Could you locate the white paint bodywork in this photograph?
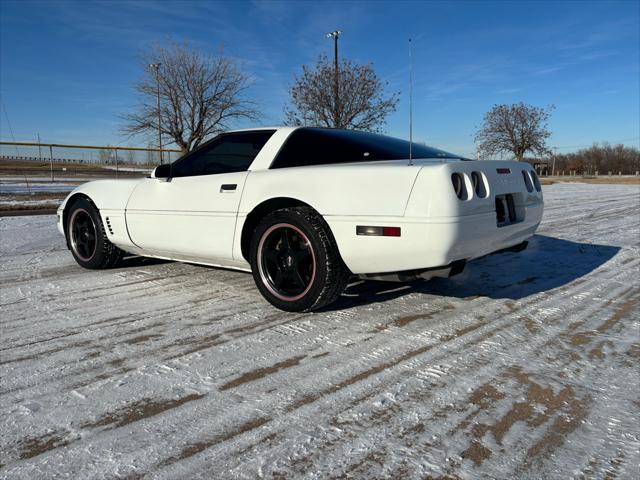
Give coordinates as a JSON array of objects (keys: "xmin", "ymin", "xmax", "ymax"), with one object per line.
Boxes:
[{"xmin": 57, "ymin": 127, "xmax": 543, "ymax": 276}]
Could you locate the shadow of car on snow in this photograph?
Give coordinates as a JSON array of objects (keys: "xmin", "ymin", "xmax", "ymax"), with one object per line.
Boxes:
[
  {"xmin": 322, "ymin": 234, "xmax": 621, "ymax": 311},
  {"xmin": 113, "ymin": 234, "xmax": 620, "ymax": 312}
]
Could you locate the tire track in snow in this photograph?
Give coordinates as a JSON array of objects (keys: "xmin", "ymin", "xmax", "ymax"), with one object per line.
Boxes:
[{"xmin": 1, "ymin": 184, "xmax": 639, "ymax": 479}]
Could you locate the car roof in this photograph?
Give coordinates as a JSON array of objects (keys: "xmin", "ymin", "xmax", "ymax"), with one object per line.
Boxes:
[{"xmin": 225, "ymin": 126, "xmax": 296, "ymax": 134}]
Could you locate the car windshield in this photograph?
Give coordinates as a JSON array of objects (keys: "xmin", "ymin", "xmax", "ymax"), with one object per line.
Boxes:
[{"xmin": 271, "ymin": 128, "xmax": 462, "ymax": 169}]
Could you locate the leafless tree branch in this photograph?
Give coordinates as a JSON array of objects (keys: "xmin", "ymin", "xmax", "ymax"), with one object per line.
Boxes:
[
  {"xmin": 549, "ymin": 143, "xmax": 639, "ymax": 174},
  {"xmin": 122, "ymin": 40, "xmax": 259, "ymax": 153},
  {"xmin": 284, "ymin": 55, "xmax": 399, "ymax": 133},
  {"xmin": 475, "ymin": 103, "xmax": 555, "ymax": 161}
]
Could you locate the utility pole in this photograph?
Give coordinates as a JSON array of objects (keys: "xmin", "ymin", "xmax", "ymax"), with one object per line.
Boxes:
[
  {"xmin": 326, "ymin": 30, "xmax": 341, "ymax": 127},
  {"xmin": 49, "ymin": 145, "xmax": 54, "ymax": 182},
  {"xmin": 37, "ymin": 133, "xmax": 42, "ymax": 162},
  {"xmin": 149, "ymin": 63, "xmax": 163, "ymax": 164},
  {"xmin": 552, "ymin": 146, "xmax": 557, "ymax": 176}
]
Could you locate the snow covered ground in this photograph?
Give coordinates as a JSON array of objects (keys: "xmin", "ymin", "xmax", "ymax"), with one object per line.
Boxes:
[
  {"xmin": 0, "ymin": 182, "xmax": 76, "ymax": 195},
  {"xmin": 0, "ymin": 183, "xmax": 638, "ymax": 479},
  {"xmin": 102, "ymin": 165, "xmax": 153, "ymax": 173},
  {"xmin": 0, "ymin": 198, "xmax": 63, "ymax": 210}
]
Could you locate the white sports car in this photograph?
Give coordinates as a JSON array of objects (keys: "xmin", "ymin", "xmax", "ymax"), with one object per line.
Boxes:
[{"xmin": 58, "ymin": 127, "xmax": 543, "ymax": 311}]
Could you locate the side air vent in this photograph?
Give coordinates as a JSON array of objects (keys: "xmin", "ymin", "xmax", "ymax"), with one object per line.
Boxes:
[
  {"xmin": 105, "ymin": 217, "xmax": 114, "ymax": 235},
  {"xmin": 522, "ymin": 170, "xmax": 534, "ymax": 192}
]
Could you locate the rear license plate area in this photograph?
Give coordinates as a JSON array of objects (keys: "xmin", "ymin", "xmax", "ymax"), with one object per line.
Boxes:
[{"xmin": 495, "ymin": 194, "xmax": 517, "ymax": 227}]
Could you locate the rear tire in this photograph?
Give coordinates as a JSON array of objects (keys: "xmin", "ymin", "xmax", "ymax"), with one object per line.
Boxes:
[
  {"xmin": 249, "ymin": 207, "xmax": 350, "ymax": 312},
  {"xmin": 66, "ymin": 197, "xmax": 123, "ymax": 269}
]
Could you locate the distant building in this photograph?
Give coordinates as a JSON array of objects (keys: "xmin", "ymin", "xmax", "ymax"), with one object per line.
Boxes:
[{"xmin": 524, "ymin": 158, "xmax": 551, "ymax": 175}]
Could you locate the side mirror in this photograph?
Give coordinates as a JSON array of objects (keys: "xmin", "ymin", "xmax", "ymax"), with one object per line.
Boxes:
[{"xmin": 152, "ymin": 164, "xmax": 172, "ymax": 180}]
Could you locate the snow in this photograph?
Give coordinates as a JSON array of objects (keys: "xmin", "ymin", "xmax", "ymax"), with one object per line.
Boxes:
[
  {"xmin": 0, "ymin": 199, "xmax": 62, "ymax": 208},
  {"xmin": 0, "ymin": 182, "xmax": 76, "ymax": 194},
  {"xmin": 1, "ymin": 183, "xmax": 639, "ymax": 479},
  {"xmin": 102, "ymin": 166, "xmax": 153, "ymax": 173}
]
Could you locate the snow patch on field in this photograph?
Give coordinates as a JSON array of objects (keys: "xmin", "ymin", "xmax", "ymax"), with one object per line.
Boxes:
[
  {"xmin": 0, "ymin": 199, "xmax": 63, "ymax": 208},
  {"xmin": 102, "ymin": 165, "xmax": 153, "ymax": 173},
  {"xmin": 0, "ymin": 183, "xmax": 638, "ymax": 479},
  {"xmin": 0, "ymin": 181, "xmax": 76, "ymax": 194}
]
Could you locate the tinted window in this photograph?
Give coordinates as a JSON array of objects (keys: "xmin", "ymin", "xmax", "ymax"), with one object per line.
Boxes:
[
  {"xmin": 171, "ymin": 130, "xmax": 275, "ymax": 177},
  {"xmin": 271, "ymin": 128, "xmax": 459, "ymax": 169}
]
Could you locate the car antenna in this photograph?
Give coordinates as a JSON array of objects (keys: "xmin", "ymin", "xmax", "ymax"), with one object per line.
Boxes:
[
  {"xmin": 408, "ymin": 37, "xmax": 413, "ymax": 166},
  {"xmin": 169, "ymin": 147, "xmax": 173, "ymax": 180}
]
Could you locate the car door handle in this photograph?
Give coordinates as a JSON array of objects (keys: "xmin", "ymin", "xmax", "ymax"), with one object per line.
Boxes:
[{"xmin": 220, "ymin": 184, "xmax": 237, "ymax": 193}]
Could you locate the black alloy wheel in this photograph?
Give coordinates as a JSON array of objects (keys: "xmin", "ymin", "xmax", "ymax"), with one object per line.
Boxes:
[
  {"xmin": 66, "ymin": 197, "xmax": 123, "ymax": 269},
  {"xmin": 258, "ymin": 223, "xmax": 316, "ymax": 302},
  {"xmin": 70, "ymin": 208, "xmax": 97, "ymax": 262},
  {"xmin": 249, "ymin": 207, "xmax": 351, "ymax": 312}
]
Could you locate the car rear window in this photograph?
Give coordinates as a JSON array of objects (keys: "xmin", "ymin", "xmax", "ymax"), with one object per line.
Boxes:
[{"xmin": 271, "ymin": 128, "xmax": 459, "ymax": 169}]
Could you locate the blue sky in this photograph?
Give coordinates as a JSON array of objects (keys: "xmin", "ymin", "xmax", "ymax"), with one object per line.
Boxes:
[{"xmin": 1, "ymin": 0, "xmax": 638, "ymax": 158}]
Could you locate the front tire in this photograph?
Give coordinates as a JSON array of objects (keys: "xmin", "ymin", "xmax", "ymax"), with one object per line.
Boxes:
[
  {"xmin": 249, "ymin": 207, "xmax": 350, "ymax": 312},
  {"xmin": 66, "ymin": 197, "xmax": 123, "ymax": 269}
]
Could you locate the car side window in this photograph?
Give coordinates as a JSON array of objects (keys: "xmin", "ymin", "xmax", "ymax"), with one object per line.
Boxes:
[{"xmin": 171, "ymin": 131, "xmax": 275, "ymax": 178}]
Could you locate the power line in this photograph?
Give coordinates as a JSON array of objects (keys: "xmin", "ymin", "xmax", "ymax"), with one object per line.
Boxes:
[
  {"xmin": 1, "ymin": 98, "xmax": 32, "ymax": 193},
  {"xmin": 1, "ymin": 99, "xmax": 20, "ymax": 157}
]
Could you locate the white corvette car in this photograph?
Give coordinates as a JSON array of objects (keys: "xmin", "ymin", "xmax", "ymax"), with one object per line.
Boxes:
[{"xmin": 58, "ymin": 127, "xmax": 543, "ymax": 311}]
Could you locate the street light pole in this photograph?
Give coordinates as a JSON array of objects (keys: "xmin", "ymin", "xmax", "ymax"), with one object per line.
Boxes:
[
  {"xmin": 149, "ymin": 63, "xmax": 163, "ymax": 165},
  {"xmin": 326, "ymin": 30, "xmax": 341, "ymax": 127}
]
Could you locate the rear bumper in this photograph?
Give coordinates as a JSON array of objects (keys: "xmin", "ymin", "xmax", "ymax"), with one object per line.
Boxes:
[
  {"xmin": 326, "ymin": 202, "xmax": 542, "ymax": 274},
  {"xmin": 359, "ymin": 259, "xmax": 467, "ymax": 282}
]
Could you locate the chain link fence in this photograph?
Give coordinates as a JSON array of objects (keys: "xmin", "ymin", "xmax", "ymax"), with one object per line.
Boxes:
[{"xmin": 0, "ymin": 141, "xmax": 182, "ymax": 181}]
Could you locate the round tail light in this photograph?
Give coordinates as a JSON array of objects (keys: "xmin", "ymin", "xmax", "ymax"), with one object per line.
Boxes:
[
  {"xmin": 530, "ymin": 170, "xmax": 542, "ymax": 192},
  {"xmin": 471, "ymin": 171, "xmax": 487, "ymax": 198},
  {"xmin": 451, "ymin": 173, "xmax": 464, "ymax": 199},
  {"xmin": 522, "ymin": 170, "xmax": 533, "ymax": 192}
]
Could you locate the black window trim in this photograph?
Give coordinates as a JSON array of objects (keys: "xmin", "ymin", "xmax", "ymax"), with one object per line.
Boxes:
[{"xmin": 169, "ymin": 129, "xmax": 276, "ymax": 178}]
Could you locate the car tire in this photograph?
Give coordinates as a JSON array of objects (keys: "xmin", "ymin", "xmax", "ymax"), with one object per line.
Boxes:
[
  {"xmin": 66, "ymin": 197, "xmax": 124, "ymax": 269},
  {"xmin": 249, "ymin": 206, "xmax": 351, "ymax": 312}
]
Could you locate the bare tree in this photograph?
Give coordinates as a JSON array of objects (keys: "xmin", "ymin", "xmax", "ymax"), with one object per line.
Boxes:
[
  {"xmin": 551, "ymin": 143, "xmax": 639, "ymax": 174},
  {"xmin": 123, "ymin": 41, "xmax": 259, "ymax": 153},
  {"xmin": 124, "ymin": 149, "xmax": 136, "ymax": 165},
  {"xmin": 475, "ymin": 103, "xmax": 554, "ymax": 160},
  {"xmin": 145, "ymin": 143, "xmax": 160, "ymax": 166},
  {"xmin": 98, "ymin": 149, "xmax": 115, "ymax": 165},
  {"xmin": 285, "ymin": 55, "xmax": 399, "ymax": 132}
]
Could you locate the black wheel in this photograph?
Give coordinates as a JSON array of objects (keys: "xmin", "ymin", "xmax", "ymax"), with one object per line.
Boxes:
[
  {"xmin": 250, "ymin": 207, "xmax": 351, "ymax": 312},
  {"xmin": 66, "ymin": 197, "xmax": 123, "ymax": 269}
]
